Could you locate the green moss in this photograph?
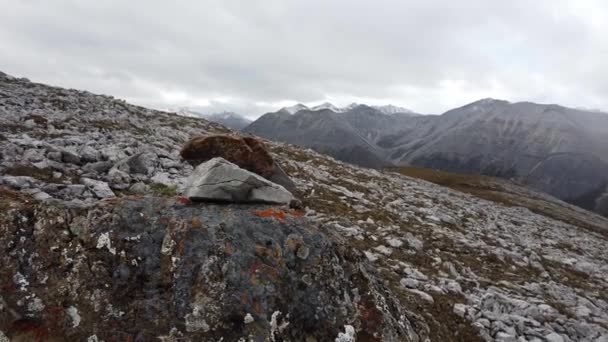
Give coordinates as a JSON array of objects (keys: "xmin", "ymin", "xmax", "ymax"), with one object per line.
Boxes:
[{"xmin": 149, "ymin": 182, "xmax": 177, "ymax": 197}]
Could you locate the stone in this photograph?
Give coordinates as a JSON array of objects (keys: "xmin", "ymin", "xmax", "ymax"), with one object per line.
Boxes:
[
  {"xmin": 46, "ymin": 151, "xmax": 62, "ymax": 162},
  {"xmin": 495, "ymin": 331, "xmax": 517, "ymax": 342},
  {"xmin": 405, "ymin": 232, "xmax": 423, "ymax": 251},
  {"xmin": 180, "ymin": 135, "xmax": 295, "ymax": 191},
  {"xmin": 114, "ymin": 151, "xmax": 158, "ymax": 175},
  {"xmin": 400, "ymin": 278, "xmax": 419, "ymax": 289},
  {"xmin": 81, "ymin": 178, "xmax": 115, "ymax": 198},
  {"xmin": 129, "ymin": 182, "xmax": 150, "ymax": 194},
  {"xmin": 544, "ymin": 332, "xmax": 565, "ymax": 342},
  {"xmin": 61, "ymin": 150, "xmax": 81, "ymax": 164},
  {"xmin": 80, "ymin": 145, "xmax": 100, "ymax": 163},
  {"xmin": 0, "ymin": 175, "xmax": 35, "ymax": 189},
  {"xmin": 83, "ymin": 161, "xmax": 114, "ymax": 174},
  {"xmin": 453, "ymin": 303, "xmax": 467, "ymax": 318},
  {"xmin": 181, "ymin": 135, "xmax": 274, "ymax": 176},
  {"xmin": 33, "ymin": 191, "xmax": 51, "ymax": 201},
  {"xmin": 183, "ymin": 157, "xmax": 293, "ymax": 204}
]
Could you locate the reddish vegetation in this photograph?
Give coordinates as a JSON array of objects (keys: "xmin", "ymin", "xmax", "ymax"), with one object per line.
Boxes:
[
  {"xmin": 175, "ymin": 196, "xmax": 191, "ymax": 205},
  {"xmin": 180, "ymin": 134, "xmax": 276, "ymax": 178},
  {"xmin": 10, "ymin": 319, "xmax": 49, "ymax": 341},
  {"xmin": 253, "ymin": 208, "xmax": 286, "ymax": 222}
]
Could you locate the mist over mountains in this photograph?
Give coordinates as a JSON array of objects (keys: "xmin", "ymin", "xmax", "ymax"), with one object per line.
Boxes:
[
  {"xmin": 244, "ymin": 99, "xmax": 608, "ymax": 217},
  {"xmin": 175, "ymin": 107, "xmax": 252, "ymax": 130}
]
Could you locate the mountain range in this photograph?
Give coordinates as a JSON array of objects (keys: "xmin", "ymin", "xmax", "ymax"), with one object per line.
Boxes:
[
  {"xmin": 176, "ymin": 108, "xmax": 252, "ymax": 130},
  {"xmin": 244, "ymin": 99, "xmax": 608, "ymax": 217},
  {"xmin": 281, "ymin": 102, "xmax": 416, "ymax": 115}
]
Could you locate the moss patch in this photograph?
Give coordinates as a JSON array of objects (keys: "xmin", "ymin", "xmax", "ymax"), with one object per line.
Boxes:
[{"xmin": 149, "ymin": 183, "xmax": 177, "ymax": 197}]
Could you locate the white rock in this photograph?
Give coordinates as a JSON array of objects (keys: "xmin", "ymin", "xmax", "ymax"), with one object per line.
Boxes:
[
  {"xmin": 386, "ymin": 237, "xmax": 403, "ymax": 248},
  {"xmin": 244, "ymin": 313, "xmax": 254, "ymax": 324},
  {"xmin": 400, "ymin": 278, "xmax": 419, "ymax": 288},
  {"xmin": 183, "ymin": 158, "xmax": 293, "ymax": 204},
  {"xmin": 495, "ymin": 331, "xmax": 517, "ymax": 342},
  {"xmin": 453, "ymin": 303, "xmax": 467, "ymax": 318},
  {"xmin": 373, "ymin": 245, "xmax": 393, "ymax": 255},
  {"xmin": 66, "ymin": 306, "xmax": 82, "ymax": 327},
  {"xmin": 335, "ymin": 325, "xmax": 355, "ymax": 342},
  {"xmin": 544, "ymin": 332, "xmax": 564, "ymax": 342}
]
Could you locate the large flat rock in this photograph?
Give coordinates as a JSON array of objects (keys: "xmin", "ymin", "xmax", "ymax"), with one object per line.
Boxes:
[{"xmin": 183, "ymin": 157, "xmax": 293, "ymax": 204}]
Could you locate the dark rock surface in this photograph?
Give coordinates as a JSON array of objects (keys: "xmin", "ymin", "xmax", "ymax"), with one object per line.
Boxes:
[{"xmin": 0, "ymin": 194, "xmax": 416, "ymax": 341}]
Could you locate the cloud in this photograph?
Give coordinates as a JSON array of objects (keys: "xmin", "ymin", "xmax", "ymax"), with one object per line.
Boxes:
[{"xmin": 1, "ymin": 0, "xmax": 607, "ymax": 116}]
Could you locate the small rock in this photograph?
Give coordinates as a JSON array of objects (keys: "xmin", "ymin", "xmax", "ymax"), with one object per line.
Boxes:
[
  {"xmin": 61, "ymin": 151, "xmax": 81, "ymax": 164},
  {"xmin": 129, "ymin": 182, "xmax": 150, "ymax": 194},
  {"xmin": 544, "ymin": 332, "xmax": 564, "ymax": 342},
  {"xmin": 80, "ymin": 146, "xmax": 100, "ymax": 163},
  {"xmin": 244, "ymin": 313, "xmax": 254, "ymax": 324},
  {"xmin": 1, "ymin": 175, "xmax": 35, "ymax": 189},
  {"xmin": 81, "ymin": 178, "xmax": 115, "ymax": 198},
  {"xmin": 453, "ymin": 303, "xmax": 467, "ymax": 318},
  {"xmin": 495, "ymin": 331, "xmax": 517, "ymax": 342},
  {"xmin": 400, "ymin": 278, "xmax": 419, "ymax": 289}
]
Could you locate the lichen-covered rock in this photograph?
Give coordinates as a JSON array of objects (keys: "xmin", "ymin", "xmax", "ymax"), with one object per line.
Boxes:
[
  {"xmin": 0, "ymin": 193, "xmax": 417, "ymax": 341},
  {"xmin": 183, "ymin": 157, "xmax": 293, "ymax": 204}
]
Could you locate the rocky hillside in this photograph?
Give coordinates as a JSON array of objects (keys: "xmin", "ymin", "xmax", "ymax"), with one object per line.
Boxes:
[
  {"xmin": 1, "ymin": 72, "xmax": 608, "ymax": 341},
  {"xmin": 245, "ymin": 99, "xmax": 608, "ymax": 217}
]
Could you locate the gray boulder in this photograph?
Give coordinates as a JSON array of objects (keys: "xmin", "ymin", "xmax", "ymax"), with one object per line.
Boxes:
[
  {"xmin": 183, "ymin": 157, "xmax": 293, "ymax": 204},
  {"xmin": 81, "ymin": 177, "xmax": 115, "ymax": 198},
  {"xmin": 113, "ymin": 151, "xmax": 158, "ymax": 175}
]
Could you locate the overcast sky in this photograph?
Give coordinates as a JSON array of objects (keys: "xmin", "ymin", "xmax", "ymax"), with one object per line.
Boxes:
[{"xmin": 1, "ymin": 0, "xmax": 607, "ymax": 118}]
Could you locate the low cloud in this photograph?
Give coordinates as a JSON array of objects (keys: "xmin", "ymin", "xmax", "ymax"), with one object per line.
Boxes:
[{"xmin": 1, "ymin": 0, "xmax": 606, "ymax": 116}]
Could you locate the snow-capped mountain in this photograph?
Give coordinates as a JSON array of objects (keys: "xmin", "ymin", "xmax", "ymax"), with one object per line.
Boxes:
[
  {"xmin": 174, "ymin": 108, "xmax": 251, "ymax": 130},
  {"xmin": 280, "ymin": 102, "xmax": 414, "ymax": 114},
  {"xmin": 372, "ymin": 104, "xmax": 415, "ymax": 115},
  {"xmin": 281, "ymin": 103, "xmax": 309, "ymax": 114}
]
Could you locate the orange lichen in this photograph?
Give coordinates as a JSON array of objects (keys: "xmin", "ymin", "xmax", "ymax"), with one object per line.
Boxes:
[
  {"xmin": 175, "ymin": 196, "xmax": 191, "ymax": 205},
  {"xmin": 253, "ymin": 209, "xmax": 286, "ymax": 222}
]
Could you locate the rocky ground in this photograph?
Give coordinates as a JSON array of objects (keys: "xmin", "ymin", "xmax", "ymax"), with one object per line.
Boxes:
[{"xmin": 1, "ymin": 72, "xmax": 608, "ymax": 341}]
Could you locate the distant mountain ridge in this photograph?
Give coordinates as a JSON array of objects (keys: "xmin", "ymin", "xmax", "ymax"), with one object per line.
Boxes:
[
  {"xmin": 244, "ymin": 98, "xmax": 608, "ymax": 217},
  {"xmin": 175, "ymin": 108, "xmax": 252, "ymax": 130},
  {"xmin": 280, "ymin": 102, "xmax": 415, "ymax": 115}
]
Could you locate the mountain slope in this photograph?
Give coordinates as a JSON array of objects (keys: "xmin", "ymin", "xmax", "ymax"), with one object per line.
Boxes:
[
  {"xmin": 244, "ymin": 107, "xmax": 389, "ymax": 168},
  {"xmin": 249, "ymin": 98, "xmax": 608, "ymax": 216},
  {"xmin": 1, "ymin": 72, "xmax": 607, "ymax": 341},
  {"xmin": 244, "ymin": 105, "xmax": 424, "ymax": 168},
  {"xmin": 384, "ymin": 99, "xmax": 608, "ymax": 212}
]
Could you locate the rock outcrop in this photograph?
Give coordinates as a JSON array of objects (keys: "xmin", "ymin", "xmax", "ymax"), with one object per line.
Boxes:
[
  {"xmin": 183, "ymin": 157, "xmax": 293, "ymax": 204},
  {"xmin": 180, "ymin": 135, "xmax": 295, "ymax": 191},
  {"xmin": 0, "ymin": 194, "xmax": 416, "ymax": 341}
]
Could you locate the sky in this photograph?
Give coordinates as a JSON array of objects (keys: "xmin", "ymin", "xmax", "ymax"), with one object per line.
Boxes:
[{"xmin": 1, "ymin": 0, "xmax": 607, "ymax": 119}]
